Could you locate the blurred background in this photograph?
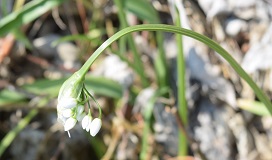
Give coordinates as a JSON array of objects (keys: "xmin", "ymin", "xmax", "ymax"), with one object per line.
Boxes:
[{"xmin": 1, "ymin": 0, "xmax": 272, "ymax": 159}]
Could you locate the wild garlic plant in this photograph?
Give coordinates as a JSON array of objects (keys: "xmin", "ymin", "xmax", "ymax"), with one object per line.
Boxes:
[
  {"xmin": 57, "ymin": 72, "xmax": 102, "ymax": 137},
  {"xmin": 57, "ymin": 24, "xmax": 272, "ymax": 138}
]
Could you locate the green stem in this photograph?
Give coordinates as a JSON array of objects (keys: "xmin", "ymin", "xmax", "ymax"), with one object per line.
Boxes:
[
  {"xmin": 175, "ymin": 10, "xmax": 188, "ymax": 155},
  {"xmin": 77, "ymin": 24, "xmax": 272, "ymax": 113},
  {"xmin": 113, "ymin": 0, "xmax": 149, "ymax": 87},
  {"xmin": 83, "ymin": 86, "xmax": 102, "ymax": 118},
  {"xmin": 154, "ymin": 32, "xmax": 169, "ymax": 88}
]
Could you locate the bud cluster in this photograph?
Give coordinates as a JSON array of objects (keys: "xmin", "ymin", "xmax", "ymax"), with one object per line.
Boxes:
[{"xmin": 57, "ymin": 73, "xmax": 102, "ymax": 137}]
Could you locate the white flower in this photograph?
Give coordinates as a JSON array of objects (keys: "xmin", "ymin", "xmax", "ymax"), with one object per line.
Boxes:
[
  {"xmin": 58, "ymin": 97, "xmax": 77, "ymax": 109},
  {"xmin": 82, "ymin": 115, "xmax": 92, "ymax": 130},
  {"xmin": 57, "ymin": 113, "xmax": 67, "ymax": 124},
  {"xmin": 76, "ymin": 112, "xmax": 85, "ymax": 121},
  {"xmin": 64, "ymin": 117, "xmax": 77, "ymax": 132},
  {"xmin": 82, "ymin": 115, "xmax": 89, "ymax": 130},
  {"xmin": 89, "ymin": 118, "xmax": 102, "ymax": 137},
  {"xmin": 62, "ymin": 109, "xmax": 73, "ymax": 118},
  {"xmin": 77, "ymin": 105, "xmax": 84, "ymax": 114}
]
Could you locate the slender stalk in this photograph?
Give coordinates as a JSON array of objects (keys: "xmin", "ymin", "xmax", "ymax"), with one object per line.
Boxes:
[
  {"xmin": 77, "ymin": 24, "xmax": 272, "ymax": 114},
  {"xmin": 175, "ymin": 10, "xmax": 188, "ymax": 155},
  {"xmin": 84, "ymin": 86, "xmax": 102, "ymax": 118},
  {"xmin": 154, "ymin": 32, "xmax": 169, "ymax": 88},
  {"xmin": 113, "ymin": 0, "xmax": 149, "ymax": 87}
]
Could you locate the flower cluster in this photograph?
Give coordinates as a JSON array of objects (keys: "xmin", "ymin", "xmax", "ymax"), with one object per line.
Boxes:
[{"xmin": 57, "ymin": 73, "xmax": 102, "ymax": 137}]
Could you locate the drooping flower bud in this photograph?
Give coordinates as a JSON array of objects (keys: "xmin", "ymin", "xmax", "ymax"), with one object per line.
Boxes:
[
  {"xmin": 89, "ymin": 118, "xmax": 102, "ymax": 137},
  {"xmin": 81, "ymin": 115, "xmax": 90, "ymax": 130},
  {"xmin": 64, "ymin": 117, "xmax": 77, "ymax": 131},
  {"xmin": 62, "ymin": 109, "xmax": 73, "ymax": 118},
  {"xmin": 58, "ymin": 97, "xmax": 77, "ymax": 109}
]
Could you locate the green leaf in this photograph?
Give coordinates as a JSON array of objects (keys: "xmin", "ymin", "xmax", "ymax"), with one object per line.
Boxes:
[
  {"xmin": 123, "ymin": 0, "xmax": 159, "ymax": 23},
  {"xmin": 0, "ymin": 89, "xmax": 27, "ymax": 106},
  {"xmin": 22, "ymin": 78, "xmax": 65, "ymax": 97},
  {"xmin": 0, "ymin": 0, "xmax": 65, "ymax": 37},
  {"xmin": 51, "ymin": 30, "xmax": 104, "ymax": 47},
  {"xmin": 22, "ymin": 76, "xmax": 123, "ymax": 99},
  {"xmin": 84, "ymin": 76, "xmax": 123, "ymax": 99},
  {"xmin": 122, "ymin": 0, "xmax": 168, "ymax": 88},
  {"xmin": 78, "ymin": 24, "xmax": 272, "ymax": 114},
  {"xmin": 237, "ymin": 99, "xmax": 270, "ymax": 116}
]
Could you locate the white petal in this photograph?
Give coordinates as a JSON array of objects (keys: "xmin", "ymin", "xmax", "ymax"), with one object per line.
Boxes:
[
  {"xmin": 62, "ymin": 109, "xmax": 73, "ymax": 118},
  {"xmin": 89, "ymin": 118, "xmax": 102, "ymax": 136},
  {"xmin": 76, "ymin": 112, "xmax": 85, "ymax": 121},
  {"xmin": 86, "ymin": 118, "xmax": 92, "ymax": 132},
  {"xmin": 64, "ymin": 117, "xmax": 77, "ymax": 131},
  {"xmin": 81, "ymin": 115, "xmax": 89, "ymax": 129},
  {"xmin": 58, "ymin": 97, "xmax": 77, "ymax": 109},
  {"xmin": 77, "ymin": 105, "xmax": 84, "ymax": 114},
  {"xmin": 57, "ymin": 113, "xmax": 67, "ymax": 124},
  {"xmin": 86, "ymin": 124, "xmax": 90, "ymax": 132}
]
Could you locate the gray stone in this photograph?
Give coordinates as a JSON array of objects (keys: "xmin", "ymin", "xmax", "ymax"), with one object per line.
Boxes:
[
  {"xmin": 225, "ymin": 18, "xmax": 247, "ymax": 37},
  {"xmin": 33, "ymin": 34, "xmax": 60, "ymax": 58}
]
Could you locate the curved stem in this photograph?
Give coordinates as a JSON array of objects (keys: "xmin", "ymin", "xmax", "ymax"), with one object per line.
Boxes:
[
  {"xmin": 83, "ymin": 86, "xmax": 102, "ymax": 118},
  {"xmin": 77, "ymin": 24, "xmax": 272, "ymax": 114}
]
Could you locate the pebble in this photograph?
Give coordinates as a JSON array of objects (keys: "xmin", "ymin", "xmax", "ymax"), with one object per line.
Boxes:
[
  {"xmin": 33, "ymin": 34, "xmax": 80, "ymax": 69},
  {"xmin": 33, "ymin": 34, "xmax": 60, "ymax": 58},
  {"xmin": 56, "ymin": 41, "xmax": 80, "ymax": 69},
  {"xmin": 93, "ymin": 54, "xmax": 134, "ymax": 89},
  {"xmin": 225, "ymin": 18, "xmax": 247, "ymax": 37}
]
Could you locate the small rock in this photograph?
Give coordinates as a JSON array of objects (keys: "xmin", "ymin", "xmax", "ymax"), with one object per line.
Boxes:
[
  {"xmin": 33, "ymin": 34, "xmax": 60, "ymax": 58},
  {"xmin": 33, "ymin": 34, "xmax": 81, "ymax": 69},
  {"xmin": 242, "ymin": 23, "xmax": 272, "ymax": 73},
  {"xmin": 93, "ymin": 54, "xmax": 134, "ymax": 89},
  {"xmin": 56, "ymin": 41, "xmax": 80, "ymax": 69},
  {"xmin": 11, "ymin": 129, "xmax": 44, "ymax": 160},
  {"xmin": 225, "ymin": 18, "xmax": 247, "ymax": 37},
  {"xmin": 229, "ymin": 0, "xmax": 257, "ymax": 20},
  {"xmin": 198, "ymin": 0, "xmax": 229, "ymax": 21},
  {"xmin": 191, "ymin": 97, "xmax": 235, "ymax": 160},
  {"xmin": 133, "ymin": 87, "xmax": 155, "ymax": 114}
]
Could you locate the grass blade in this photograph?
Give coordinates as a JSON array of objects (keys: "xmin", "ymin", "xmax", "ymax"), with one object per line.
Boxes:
[
  {"xmin": 0, "ymin": 89, "xmax": 26, "ymax": 106},
  {"xmin": 237, "ymin": 99, "xmax": 270, "ymax": 116},
  {"xmin": 123, "ymin": 0, "xmax": 168, "ymax": 88},
  {"xmin": 114, "ymin": 0, "xmax": 149, "ymax": 87},
  {"xmin": 22, "ymin": 76, "xmax": 123, "ymax": 99},
  {"xmin": 78, "ymin": 24, "xmax": 272, "ymax": 114},
  {"xmin": 0, "ymin": 0, "xmax": 65, "ymax": 37},
  {"xmin": 175, "ymin": 7, "xmax": 188, "ymax": 156},
  {"xmin": 122, "ymin": 0, "xmax": 159, "ymax": 23}
]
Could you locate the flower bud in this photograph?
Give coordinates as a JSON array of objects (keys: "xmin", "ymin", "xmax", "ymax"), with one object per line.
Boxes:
[
  {"xmin": 58, "ymin": 73, "xmax": 84, "ymax": 102},
  {"xmin": 58, "ymin": 97, "xmax": 77, "ymax": 109},
  {"xmin": 76, "ymin": 112, "xmax": 85, "ymax": 121},
  {"xmin": 89, "ymin": 118, "xmax": 102, "ymax": 137},
  {"xmin": 77, "ymin": 105, "xmax": 84, "ymax": 114},
  {"xmin": 57, "ymin": 113, "xmax": 67, "ymax": 124},
  {"xmin": 62, "ymin": 109, "xmax": 73, "ymax": 118},
  {"xmin": 81, "ymin": 115, "xmax": 89, "ymax": 130},
  {"xmin": 64, "ymin": 117, "xmax": 77, "ymax": 131}
]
